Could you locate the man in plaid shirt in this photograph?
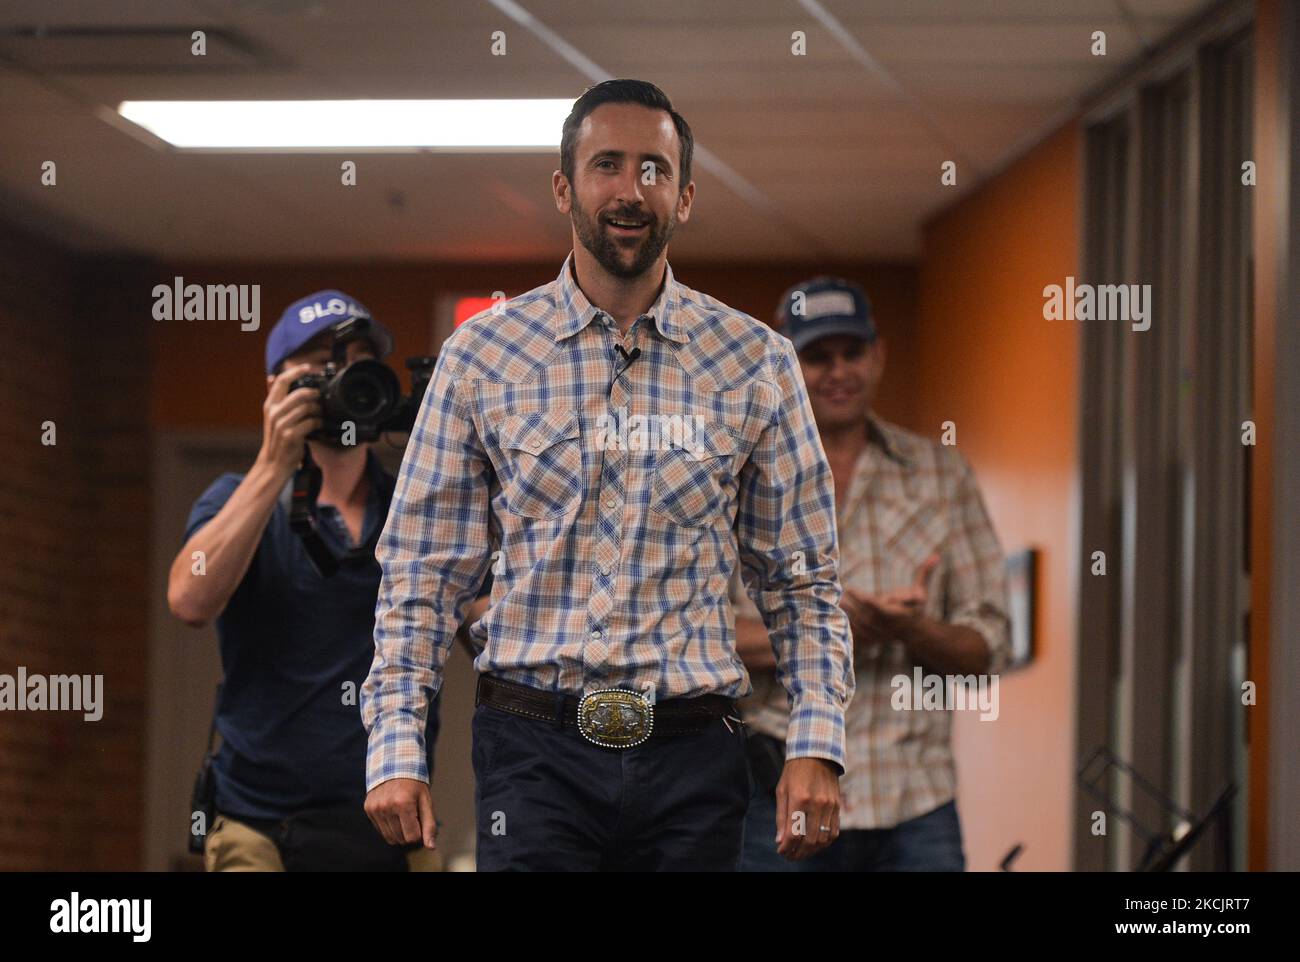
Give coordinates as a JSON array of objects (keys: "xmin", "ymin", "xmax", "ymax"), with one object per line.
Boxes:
[
  {"xmin": 736, "ymin": 277, "xmax": 1011, "ymax": 872},
  {"xmin": 360, "ymin": 80, "xmax": 854, "ymax": 871}
]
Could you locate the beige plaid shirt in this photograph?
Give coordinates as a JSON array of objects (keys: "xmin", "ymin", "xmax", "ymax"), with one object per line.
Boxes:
[
  {"xmin": 363, "ymin": 254, "xmax": 854, "ymax": 790},
  {"xmin": 733, "ymin": 414, "xmax": 1010, "ymax": 829}
]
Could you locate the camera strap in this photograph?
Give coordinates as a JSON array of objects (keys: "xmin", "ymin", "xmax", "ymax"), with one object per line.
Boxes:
[
  {"xmin": 189, "ymin": 682, "xmax": 222, "ymax": 854},
  {"xmin": 285, "ymin": 450, "xmax": 342, "ymax": 577},
  {"xmin": 205, "ymin": 682, "xmax": 221, "ymax": 755},
  {"xmin": 281, "ymin": 446, "xmax": 382, "ymax": 578}
]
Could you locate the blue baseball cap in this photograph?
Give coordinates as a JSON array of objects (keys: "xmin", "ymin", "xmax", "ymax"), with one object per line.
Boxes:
[
  {"xmin": 265, "ymin": 289, "xmax": 395, "ymax": 375},
  {"xmin": 777, "ymin": 277, "xmax": 877, "ymax": 351}
]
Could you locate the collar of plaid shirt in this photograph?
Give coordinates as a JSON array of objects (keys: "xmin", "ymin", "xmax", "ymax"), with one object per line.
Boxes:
[
  {"xmin": 865, "ymin": 414, "xmax": 915, "ymax": 469},
  {"xmin": 552, "ymin": 252, "xmax": 690, "ymax": 344},
  {"xmin": 360, "ymin": 252, "xmax": 855, "ymax": 791}
]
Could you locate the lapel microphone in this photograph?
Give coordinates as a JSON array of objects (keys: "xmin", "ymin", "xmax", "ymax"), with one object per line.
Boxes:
[
  {"xmin": 615, "ymin": 345, "xmax": 642, "ymax": 376},
  {"xmin": 609, "ymin": 345, "xmax": 642, "ymax": 399}
]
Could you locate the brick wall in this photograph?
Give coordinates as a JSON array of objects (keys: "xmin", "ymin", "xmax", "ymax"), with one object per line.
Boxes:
[{"xmin": 0, "ymin": 225, "xmax": 152, "ymax": 870}]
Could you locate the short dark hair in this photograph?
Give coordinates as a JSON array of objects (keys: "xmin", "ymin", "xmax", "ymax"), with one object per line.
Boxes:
[{"xmin": 560, "ymin": 79, "xmax": 694, "ymax": 190}]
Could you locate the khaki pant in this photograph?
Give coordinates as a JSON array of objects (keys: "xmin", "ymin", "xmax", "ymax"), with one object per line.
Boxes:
[{"xmin": 204, "ymin": 813, "xmax": 441, "ymax": 872}]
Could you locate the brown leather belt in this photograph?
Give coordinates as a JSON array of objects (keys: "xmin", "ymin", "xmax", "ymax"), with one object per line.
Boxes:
[{"xmin": 476, "ymin": 674, "xmax": 735, "ymax": 747}]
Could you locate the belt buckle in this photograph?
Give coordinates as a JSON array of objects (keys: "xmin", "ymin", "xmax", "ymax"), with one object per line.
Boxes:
[{"xmin": 577, "ymin": 689, "xmax": 654, "ymax": 748}]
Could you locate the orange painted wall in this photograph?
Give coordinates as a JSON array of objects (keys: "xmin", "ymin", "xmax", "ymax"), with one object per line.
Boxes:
[{"xmin": 908, "ymin": 122, "xmax": 1081, "ymax": 871}]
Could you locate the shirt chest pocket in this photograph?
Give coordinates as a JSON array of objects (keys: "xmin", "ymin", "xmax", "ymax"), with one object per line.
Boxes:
[
  {"xmin": 877, "ymin": 497, "xmax": 949, "ymax": 586},
  {"xmin": 651, "ymin": 421, "xmax": 739, "ymax": 528},
  {"xmin": 498, "ymin": 409, "xmax": 584, "ymax": 519}
]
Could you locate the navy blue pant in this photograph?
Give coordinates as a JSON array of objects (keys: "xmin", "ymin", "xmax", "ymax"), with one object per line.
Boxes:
[
  {"xmin": 472, "ymin": 702, "xmax": 752, "ymax": 871},
  {"xmin": 740, "ymin": 793, "xmax": 966, "ymax": 872}
]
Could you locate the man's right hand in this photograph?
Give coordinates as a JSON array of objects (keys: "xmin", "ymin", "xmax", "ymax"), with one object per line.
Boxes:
[
  {"xmin": 842, "ymin": 554, "xmax": 940, "ymax": 650},
  {"xmin": 258, "ymin": 362, "xmax": 322, "ymax": 480},
  {"xmin": 365, "ymin": 778, "xmax": 438, "ymax": 849}
]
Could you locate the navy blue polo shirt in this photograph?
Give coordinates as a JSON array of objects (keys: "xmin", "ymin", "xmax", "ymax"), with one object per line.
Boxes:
[{"xmin": 184, "ymin": 450, "xmax": 438, "ymax": 821}]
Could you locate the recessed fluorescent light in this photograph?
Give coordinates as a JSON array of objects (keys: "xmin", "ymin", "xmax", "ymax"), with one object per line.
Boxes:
[{"xmin": 116, "ymin": 99, "xmax": 573, "ymax": 150}]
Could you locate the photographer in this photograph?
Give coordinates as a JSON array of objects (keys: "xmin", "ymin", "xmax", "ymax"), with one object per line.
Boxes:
[{"xmin": 167, "ymin": 290, "xmax": 473, "ymax": 872}]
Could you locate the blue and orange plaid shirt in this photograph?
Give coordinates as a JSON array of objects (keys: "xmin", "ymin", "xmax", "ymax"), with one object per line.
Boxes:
[{"xmin": 361, "ymin": 253, "xmax": 854, "ymax": 790}]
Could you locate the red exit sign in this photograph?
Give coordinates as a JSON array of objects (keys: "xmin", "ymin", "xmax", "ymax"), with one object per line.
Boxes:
[{"xmin": 453, "ymin": 296, "xmax": 503, "ymax": 327}]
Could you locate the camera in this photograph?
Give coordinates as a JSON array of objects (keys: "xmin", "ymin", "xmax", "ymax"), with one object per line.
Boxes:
[{"xmin": 289, "ymin": 317, "xmax": 435, "ymax": 444}]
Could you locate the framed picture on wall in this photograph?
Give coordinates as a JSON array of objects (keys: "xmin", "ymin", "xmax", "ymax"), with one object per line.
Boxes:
[{"xmin": 1006, "ymin": 548, "xmax": 1038, "ymax": 670}]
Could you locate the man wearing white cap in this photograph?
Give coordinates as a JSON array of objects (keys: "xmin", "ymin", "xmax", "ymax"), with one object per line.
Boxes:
[{"xmin": 737, "ymin": 277, "xmax": 1011, "ymax": 872}]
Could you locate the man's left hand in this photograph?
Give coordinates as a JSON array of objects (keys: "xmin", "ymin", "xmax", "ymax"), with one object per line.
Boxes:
[
  {"xmin": 844, "ymin": 553, "xmax": 940, "ymax": 646},
  {"xmin": 775, "ymin": 757, "xmax": 841, "ymax": 861}
]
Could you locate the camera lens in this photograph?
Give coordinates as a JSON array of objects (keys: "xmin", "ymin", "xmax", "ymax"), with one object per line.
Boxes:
[
  {"xmin": 342, "ymin": 372, "xmax": 381, "ymax": 415},
  {"xmin": 333, "ymin": 360, "xmax": 399, "ymax": 422}
]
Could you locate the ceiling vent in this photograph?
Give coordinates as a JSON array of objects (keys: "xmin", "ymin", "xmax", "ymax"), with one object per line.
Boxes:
[{"xmin": 0, "ymin": 26, "xmax": 280, "ymax": 73}]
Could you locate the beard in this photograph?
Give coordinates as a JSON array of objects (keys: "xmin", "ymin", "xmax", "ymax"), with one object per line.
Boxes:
[{"xmin": 571, "ymin": 194, "xmax": 677, "ymax": 280}]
